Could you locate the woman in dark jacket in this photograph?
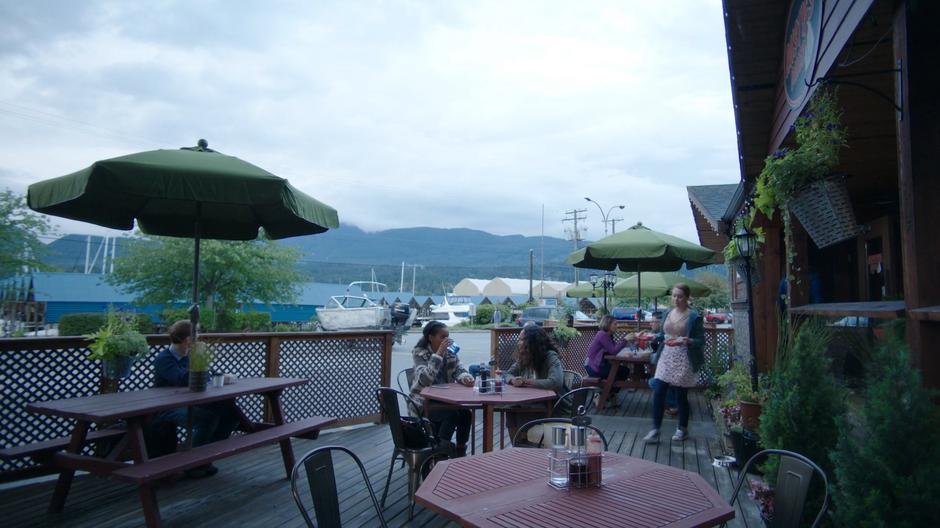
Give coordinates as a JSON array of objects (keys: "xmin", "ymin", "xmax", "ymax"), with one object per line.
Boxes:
[
  {"xmin": 642, "ymin": 284, "xmax": 705, "ymax": 444},
  {"xmin": 410, "ymin": 321, "xmax": 474, "ymax": 456}
]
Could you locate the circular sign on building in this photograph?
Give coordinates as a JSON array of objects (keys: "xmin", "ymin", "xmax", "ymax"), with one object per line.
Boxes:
[{"xmin": 783, "ymin": 0, "xmax": 824, "ymax": 109}]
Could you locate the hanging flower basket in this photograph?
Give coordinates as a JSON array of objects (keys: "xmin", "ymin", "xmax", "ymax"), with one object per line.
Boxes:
[{"xmin": 788, "ymin": 176, "xmax": 861, "ymax": 249}]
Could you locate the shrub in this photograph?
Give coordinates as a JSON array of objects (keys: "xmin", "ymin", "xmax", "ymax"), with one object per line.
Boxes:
[
  {"xmin": 233, "ymin": 311, "xmax": 272, "ymax": 332},
  {"xmin": 59, "ymin": 313, "xmax": 107, "ymax": 336},
  {"xmin": 161, "ymin": 307, "xmax": 217, "ymax": 332},
  {"xmin": 60, "ymin": 311, "xmax": 152, "ymax": 336},
  {"xmin": 830, "ymin": 337, "xmax": 940, "ymax": 527},
  {"xmin": 759, "ymin": 318, "xmax": 846, "ymax": 482},
  {"xmin": 474, "ymin": 304, "xmax": 511, "ymax": 325}
]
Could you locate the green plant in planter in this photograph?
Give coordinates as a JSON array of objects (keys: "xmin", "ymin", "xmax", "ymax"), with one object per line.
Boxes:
[
  {"xmin": 753, "ymin": 88, "xmax": 848, "ymax": 276},
  {"xmin": 86, "ymin": 311, "xmax": 149, "ymax": 362},
  {"xmin": 188, "ymin": 341, "xmax": 215, "ymax": 372},
  {"xmin": 759, "ymin": 318, "xmax": 845, "ymax": 493},
  {"xmin": 552, "ymin": 323, "xmax": 578, "ymax": 349},
  {"xmin": 717, "ymin": 361, "xmax": 764, "ymax": 405},
  {"xmin": 830, "ymin": 335, "xmax": 940, "ymax": 526}
]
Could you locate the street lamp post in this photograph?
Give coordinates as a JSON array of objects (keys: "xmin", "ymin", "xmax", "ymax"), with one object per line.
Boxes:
[
  {"xmin": 588, "ymin": 272, "xmax": 616, "ymax": 314},
  {"xmin": 734, "ymin": 225, "xmax": 759, "ymax": 393},
  {"xmin": 584, "ymin": 197, "xmax": 625, "ymax": 237}
]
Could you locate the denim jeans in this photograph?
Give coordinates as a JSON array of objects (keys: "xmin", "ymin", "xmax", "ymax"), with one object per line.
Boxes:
[
  {"xmin": 154, "ymin": 401, "xmax": 240, "ymax": 447},
  {"xmin": 652, "ymin": 380, "xmax": 689, "ymax": 429}
]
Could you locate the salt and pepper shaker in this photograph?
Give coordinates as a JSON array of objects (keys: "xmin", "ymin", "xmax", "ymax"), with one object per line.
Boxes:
[{"xmin": 548, "ymin": 426, "xmax": 569, "ymax": 488}]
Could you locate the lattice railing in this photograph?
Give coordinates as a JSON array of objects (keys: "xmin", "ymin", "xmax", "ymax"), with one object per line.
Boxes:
[
  {"xmin": 490, "ymin": 324, "xmax": 733, "ymax": 386},
  {"xmin": 0, "ymin": 331, "xmax": 392, "ymax": 479}
]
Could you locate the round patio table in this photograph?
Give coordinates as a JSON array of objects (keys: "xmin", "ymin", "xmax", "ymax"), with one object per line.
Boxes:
[
  {"xmin": 421, "ymin": 383, "xmax": 556, "ymax": 453},
  {"xmin": 416, "ymin": 447, "xmax": 735, "ymax": 527}
]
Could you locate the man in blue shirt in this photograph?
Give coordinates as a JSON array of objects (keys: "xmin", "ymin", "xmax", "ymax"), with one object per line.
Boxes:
[{"xmin": 152, "ymin": 320, "xmax": 239, "ymax": 477}]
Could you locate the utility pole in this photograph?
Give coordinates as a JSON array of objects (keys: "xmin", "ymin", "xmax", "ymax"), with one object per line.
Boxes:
[
  {"xmin": 562, "ymin": 208, "xmax": 587, "ymax": 284},
  {"xmin": 528, "ymin": 249, "xmax": 534, "ymax": 302},
  {"xmin": 609, "ymin": 217, "xmax": 624, "ymax": 234}
]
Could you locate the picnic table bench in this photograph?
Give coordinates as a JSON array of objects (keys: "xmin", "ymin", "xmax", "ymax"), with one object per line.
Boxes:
[
  {"xmin": 585, "ymin": 353, "xmax": 655, "ymax": 410},
  {"xmin": 24, "ymin": 377, "xmax": 335, "ymax": 528}
]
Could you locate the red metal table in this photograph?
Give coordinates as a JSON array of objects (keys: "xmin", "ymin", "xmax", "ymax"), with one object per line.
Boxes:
[
  {"xmin": 416, "ymin": 447, "xmax": 735, "ymax": 527},
  {"xmin": 26, "ymin": 377, "xmax": 334, "ymax": 527},
  {"xmin": 421, "ymin": 383, "xmax": 556, "ymax": 452}
]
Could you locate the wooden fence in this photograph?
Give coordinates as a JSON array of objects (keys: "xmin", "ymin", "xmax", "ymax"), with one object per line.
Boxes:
[{"xmin": 0, "ymin": 330, "xmax": 393, "ymax": 480}]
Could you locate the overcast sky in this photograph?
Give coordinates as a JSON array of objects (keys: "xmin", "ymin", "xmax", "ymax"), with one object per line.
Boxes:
[{"xmin": 0, "ymin": 0, "xmax": 738, "ymax": 244}]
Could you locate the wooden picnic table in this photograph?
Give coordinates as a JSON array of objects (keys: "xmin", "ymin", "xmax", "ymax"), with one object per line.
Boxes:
[
  {"xmin": 26, "ymin": 376, "xmax": 335, "ymax": 528},
  {"xmin": 416, "ymin": 447, "xmax": 735, "ymax": 527},
  {"xmin": 421, "ymin": 383, "xmax": 556, "ymax": 453},
  {"xmin": 594, "ymin": 353, "xmax": 654, "ymax": 410}
]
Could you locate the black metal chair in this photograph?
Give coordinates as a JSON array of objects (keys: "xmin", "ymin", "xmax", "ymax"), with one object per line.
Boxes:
[
  {"xmin": 551, "ymin": 387, "xmax": 601, "ymax": 418},
  {"xmin": 725, "ymin": 449, "xmax": 830, "ymax": 528},
  {"xmin": 291, "ymin": 445, "xmax": 388, "ymax": 528},
  {"xmin": 562, "ymin": 369, "xmax": 583, "ymax": 391},
  {"xmin": 512, "ymin": 417, "xmax": 609, "ymax": 450},
  {"xmin": 396, "ymin": 367, "xmax": 415, "ymax": 394},
  {"xmin": 375, "ymin": 387, "xmax": 451, "ymax": 520}
]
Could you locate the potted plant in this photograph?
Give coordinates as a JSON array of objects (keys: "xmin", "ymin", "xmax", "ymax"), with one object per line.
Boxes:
[
  {"xmin": 86, "ymin": 311, "xmax": 150, "ymax": 379},
  {"xmin": 754, "ymin": 87, "xmax": 855, "ymax": 255},
  {"xmin": 749, "ymin": 478, "xmax": 775, "ymax": 526},
  {"xmin": 717, "ymin": 361, "xmax": 765, "ymax": 432},
  {"xmin": 188, "ymin": 341, "xmax": 214, "ymax": 392},
  {"xmin": 552, "ymin": 323, "xmax": 578, "ymax": 349}
]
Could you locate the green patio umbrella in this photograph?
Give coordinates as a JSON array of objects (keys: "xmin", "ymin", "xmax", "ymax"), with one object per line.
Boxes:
[
  {"xmin": 28, "ymin": 140, "xmax": 339, "ymax": 339},
  {"xmin": 566, "ymin": 222, "xmax": 716, "ymax": 320},
  {"xmin": 612, "ymin": 271, "xmax": 711, "ymax": 310}
]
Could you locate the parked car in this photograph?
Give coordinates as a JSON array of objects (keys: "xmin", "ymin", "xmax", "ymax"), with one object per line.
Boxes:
[
  {"xmin": 611, "ymin": 307, "xmax": 648, "ymax": 321},
  {"xmin": 518, "ymin": 307, "xmax": 554, "ymax": 327},
  {"xmin": 705, "ymin": 312, "xmax": 732, "ymax": 324}
]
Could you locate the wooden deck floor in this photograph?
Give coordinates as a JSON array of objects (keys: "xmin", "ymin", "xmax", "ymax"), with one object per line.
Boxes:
[{"xmin": 0, "ymin": 389, "xmax": 763, "ymax": 527}]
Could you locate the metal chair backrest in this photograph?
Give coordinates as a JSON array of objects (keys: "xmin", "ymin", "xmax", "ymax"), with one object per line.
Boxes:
[
  {"xmin": 562, "ymin": 369, "xmax": 583, "ymax": 391},
  {"xmin": 396, "ymin": 367, "xmax": 415, "ymax": 394},
  {"xmin": 291, "ymin": 445, "xmax": 388, "ymax": 528},
  {"xmin": 552, "ymin": 387, "xmax": 601, "ymax": 418},
  {"xmin": 728, "ymin": 449, "xmax": 829, "ymax": 528},
  {"xmin": 513, "ymin": 417, "xmax": 609, "ymax": 450},
  {"xmin": 375, "ymin": 387, "xmax": 424, "ymax": 451}
]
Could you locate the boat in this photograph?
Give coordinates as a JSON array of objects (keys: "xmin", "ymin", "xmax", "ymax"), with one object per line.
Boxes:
[
  {"xmin": 316, "ymin": 282, "xmax": 415, "ymax": 343},
  {"xmin": 428, "ymin": 296, "xmax": 474, "ymax": 327}
]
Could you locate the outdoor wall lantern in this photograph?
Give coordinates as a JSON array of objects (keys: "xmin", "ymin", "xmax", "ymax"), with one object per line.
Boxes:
[{"xmin": 734, "ymin": 225, "xmax": 759, "ymax": 392}]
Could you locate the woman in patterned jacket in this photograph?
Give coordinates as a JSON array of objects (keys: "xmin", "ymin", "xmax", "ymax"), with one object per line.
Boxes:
[{"xmin": 410, "ymin": 321, "xmax": 474, "ymax": 456}]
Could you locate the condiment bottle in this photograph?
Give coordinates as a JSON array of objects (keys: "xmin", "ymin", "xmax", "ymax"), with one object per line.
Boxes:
[
  {"xmin": 568, "ymin": 426, "xmax": 588, "ymax": 488},
  {"xmin": 586, "ymin": 430, "xmax": 603, "ymax": 486},
  {"xmin": 479, "ymin": 363, "xmax": 489, "ymax": 393},
  {"xmin": 549, "ymin": 426, "xmax": 568, "ymax": 487}
]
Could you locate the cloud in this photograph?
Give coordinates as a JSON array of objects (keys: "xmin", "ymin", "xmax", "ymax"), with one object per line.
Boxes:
[{"xmin": 0, "ymin": 0, "xmax": 739, "ymax": 245}]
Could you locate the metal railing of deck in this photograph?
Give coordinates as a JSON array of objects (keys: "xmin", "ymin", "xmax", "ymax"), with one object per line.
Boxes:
[
  {"xmin": 490, "ymin": 323, "xmax": 733, "ymax": 386},
  {"xmin": 0, "ymin": 330, "xmax": 393, "ymax": 480}
]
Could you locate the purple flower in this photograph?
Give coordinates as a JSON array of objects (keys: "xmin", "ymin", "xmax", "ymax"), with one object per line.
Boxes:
[
  {"xmin": 804, "ymin": 111, "xmax": 816, "ymax": 119},
  {"xmin": 772, "ymin": 148, "xmax": 789, "ymax": 160},
  {"xmin": 825, "ymin": 123, "xmax": 835, "ymax": 130}
]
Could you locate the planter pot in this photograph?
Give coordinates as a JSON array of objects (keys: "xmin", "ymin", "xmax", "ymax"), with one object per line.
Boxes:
[
  {"xmin": 189, "ymin": 371, "xmax": 209, "ymax": 392},
  {"xmin": 789, "ymin": 177, "xmax": 861, "ymax": 249},
  {"xmin": 740, "ymin": 401, "xmax": 763, "ymax": 432},
  {"xmin": 101, "ymin": 356, "xmax": 135, "ymax": 379},
  {"xmin": 729, "ymin": 430, "xmax": 763, "ymax": 474}
]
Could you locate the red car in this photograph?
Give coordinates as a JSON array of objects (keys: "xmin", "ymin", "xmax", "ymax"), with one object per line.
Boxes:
[{"xmin": 705, "ymin": 312, "xmax": 731, "ymax": 324}]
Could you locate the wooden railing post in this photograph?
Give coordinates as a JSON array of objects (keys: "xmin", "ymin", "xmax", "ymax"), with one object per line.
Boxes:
[{"xmin": 263, "ymin": 335, "xmax": 281, "ymax": 423}]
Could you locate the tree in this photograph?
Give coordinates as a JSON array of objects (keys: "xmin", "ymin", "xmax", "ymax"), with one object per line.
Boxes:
[
  {"xmin": 108, "ymin": 234, "xmax": 304, "ymax": 317},
  {"xmin": 0, "ymin": 189, "xmax": 54, "ymax": 278},
  {"xmin": 695, "ymin": 271, "xmax": 730, "ymax": 310}
]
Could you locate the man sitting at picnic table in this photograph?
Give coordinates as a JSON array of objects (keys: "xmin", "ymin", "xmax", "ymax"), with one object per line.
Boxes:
[{"xmin": 151, "ymin": 320, "xmax": 239, "ymax": 478}]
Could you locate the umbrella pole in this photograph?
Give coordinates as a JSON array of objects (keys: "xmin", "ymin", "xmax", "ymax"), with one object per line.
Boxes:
[
  {"xmin": 189, "ymin": 202, "xmax": 202, "ymax": 343},
  {"xmin": 636, "ymin": 265, "xmax": 641, "ymax": 332}
]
